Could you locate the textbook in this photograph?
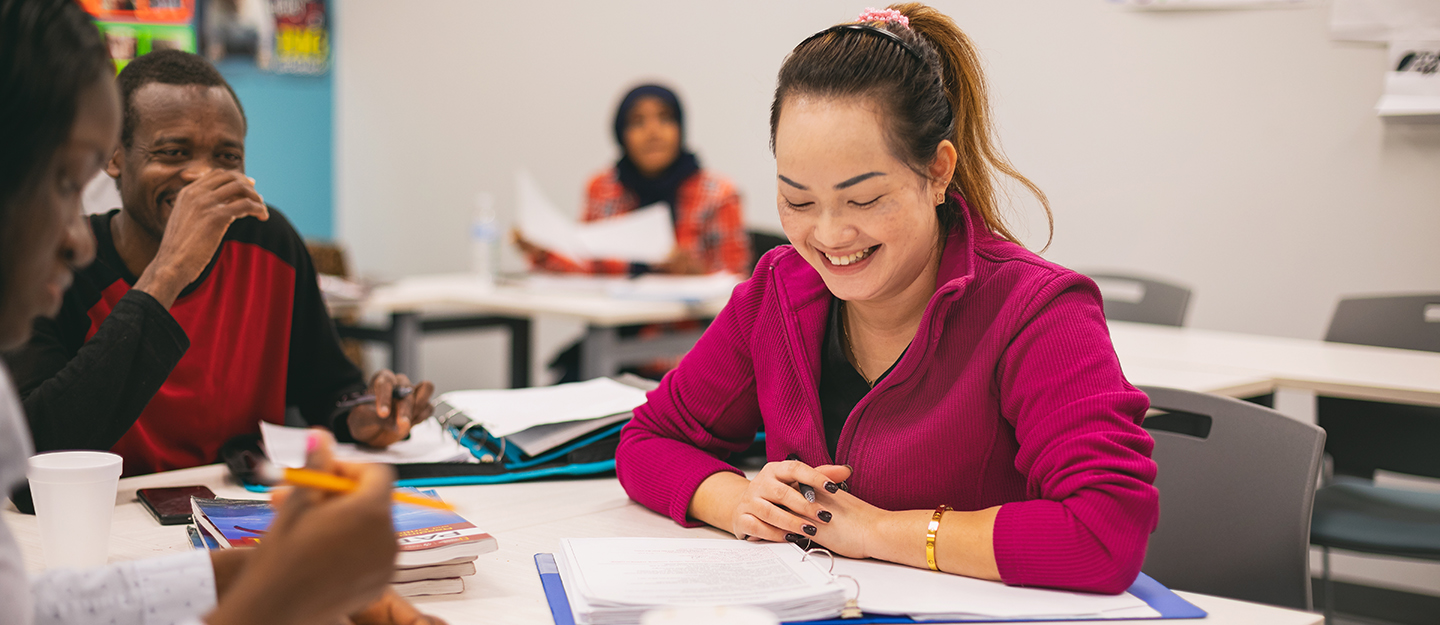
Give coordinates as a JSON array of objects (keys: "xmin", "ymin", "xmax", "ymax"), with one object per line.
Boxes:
[
  {"xmin": 391, "ymin": 577, "xmax": 465, "ymax": 598},
  {"xmin": 542, "ymin": 538, "xmax": 1205, "ymax": 625},
  {"xmin": 190, "ymin": 490, "xmax": 497, "ymax": 567},
  {"xmin": 188, "ymin": 525, "xmax": 476, "ymax": 594}
]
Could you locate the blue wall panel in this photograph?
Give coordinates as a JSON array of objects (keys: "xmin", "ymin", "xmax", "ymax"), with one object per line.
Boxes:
[{"xmin": 217, "ymin": 60, "xmax": 333, "ymax": 239}]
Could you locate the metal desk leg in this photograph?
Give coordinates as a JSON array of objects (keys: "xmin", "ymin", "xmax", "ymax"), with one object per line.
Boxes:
[
  {"xmin": 508, "ymin": 318, "xmax": 532, "ymax": 388},
  {"xmin": 579, "ymin": 325, "xmax": 620, "ymax": 381},
  {"xmin": 390, "ymin": 312, "xmax": 422, "ymax": 378}
]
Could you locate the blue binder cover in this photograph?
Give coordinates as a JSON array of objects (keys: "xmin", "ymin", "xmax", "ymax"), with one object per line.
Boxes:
[{"xmin": 532, "ymin": 553, "xmax": 1206, "ymax": 624}]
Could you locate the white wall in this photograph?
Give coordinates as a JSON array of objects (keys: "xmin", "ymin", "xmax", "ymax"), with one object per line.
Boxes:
[{"xmin": 335, "ymin": 0, "xmax": 1440, "ymax": 391}]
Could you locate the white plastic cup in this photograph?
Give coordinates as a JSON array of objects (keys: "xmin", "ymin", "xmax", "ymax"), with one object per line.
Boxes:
[
  {"xmin": 26, "ymin": 451, "xmax": 123, "ymax": 568},
  {"xmin": 641, "ymin": 606, "xmax": 780, "ymax": 625}
]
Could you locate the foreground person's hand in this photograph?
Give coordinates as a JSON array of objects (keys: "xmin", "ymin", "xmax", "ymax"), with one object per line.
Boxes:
[
  {"xmin": 347, "ymin": 589, "xmax": 451, "ymax": 625},
  {"xmin": 207, "ymin": 431, "xmax": 397, "ymax": 625}
]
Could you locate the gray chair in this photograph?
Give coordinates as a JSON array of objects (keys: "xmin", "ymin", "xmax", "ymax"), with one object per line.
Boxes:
[
  {"xmin": 1324, "ymin": 293, "xmax": 1440, "ymax": 353},
  {"xmin": 1086, "ymin": 272, "xmax": 1192, "ymax": 327},
  {"xmin": 1312, "ymin": 293, "xmax": 1440, "ymax": 622},
  {"xmin": 1139, "ymin": 385, "xmax": 1325, "ymax": 610},
  {"xmin": 746, "ymin": 230, "xmax": 789, "ymax": 275}
]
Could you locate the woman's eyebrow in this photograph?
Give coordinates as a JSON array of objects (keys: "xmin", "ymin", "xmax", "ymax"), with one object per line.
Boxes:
[
  {"xmin": 778, "ymin": 171, "xmax": 885, "ymax": 191},
  {"xmin": 834, "ymin": 172, "xmax": 884, "ymax": 189}
]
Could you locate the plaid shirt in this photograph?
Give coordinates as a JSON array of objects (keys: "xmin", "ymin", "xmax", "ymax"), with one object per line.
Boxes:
[{"xmin": 529, "ymin": 168, "xmax": 750, "ymax": 275}]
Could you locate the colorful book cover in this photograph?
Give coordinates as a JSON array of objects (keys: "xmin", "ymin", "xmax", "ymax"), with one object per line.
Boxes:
[
  {"xmin": 393, "ymin": 494, "xmax": 491, "ymax": 553},
  {"xmin": 191, "ymin": 497, "xmax": 273, "ymax": 547},
  {"xmin": 192, "ymin": 490, "xmax": 495, "ymax": 558}
]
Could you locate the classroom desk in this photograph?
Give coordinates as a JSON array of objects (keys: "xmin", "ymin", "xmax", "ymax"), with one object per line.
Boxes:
[
  {"xmin": 2, "ymin": 464, "xmax": 1321, "ymax": 625},
  {"xmin": 1107, "ymin": 320, "xmax": 1440, "ymax": 421},
  {"xmin": 338, "ymin": 275, "xmax": 728, "ymax": 383}
]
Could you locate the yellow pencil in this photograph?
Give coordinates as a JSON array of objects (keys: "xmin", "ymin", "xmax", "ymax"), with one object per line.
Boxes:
[{"xmin": 279, "ymin": 467, "xmax": 457, "ymax": 511}]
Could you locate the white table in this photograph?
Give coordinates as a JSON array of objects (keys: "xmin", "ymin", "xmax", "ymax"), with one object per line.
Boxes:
[
  {"xmin": 1108, "ymin": 321, "xmax": 1440, "ymax": 422},
  {"xmin": 2, "ymin": 464, "xmax": 1321, "ymax": 625},
  {"xmin": 338, "ymin": 275, "xmax": 730, "ymax": 382}
]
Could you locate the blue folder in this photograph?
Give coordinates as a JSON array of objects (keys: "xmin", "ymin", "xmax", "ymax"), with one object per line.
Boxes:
[{"xmin": 532, "ymin": 553, "xmax": 1206, "ymax": 624}]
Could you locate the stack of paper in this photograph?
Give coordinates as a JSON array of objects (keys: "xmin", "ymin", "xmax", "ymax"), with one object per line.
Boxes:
[
  {"xmin": 556, "ymin": 538, "xmax": 845, "ymax": 625},
  {"xmin": 260, "ymin": 418, "xmax": 475, "ymax": 469},
  {"xmin": 550, "ymin": 538, "xmax": 1170, "ymax": 623},
  {"xmin": 189, "ymin": 490, "xmax": 496, "ymax": 598},
  {"xmin": 522, "ymin": 272, "xmax": 742, "ymax": 303},
  {"xmin": 435, "ymin": 377, "xmax": 651, "ymax": 457},
  {"xmin": 833, "ymin": 557, "xmax": 1158, "ymax": 620}
]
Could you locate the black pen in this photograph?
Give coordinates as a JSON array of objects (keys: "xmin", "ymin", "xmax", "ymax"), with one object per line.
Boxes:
[
  {"xmin": 334, "ymin": 385, "xmax": 414, "ymax": 411},
  {"xmin": 786, "ymin": 453, "xmax": 817, "ymax": 502},
  {"xmin": 798, "ymin": 483, "xmax": 816, "ymax": 502}
]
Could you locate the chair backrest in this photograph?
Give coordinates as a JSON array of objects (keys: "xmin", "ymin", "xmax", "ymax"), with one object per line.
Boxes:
[
  {"xmin": 1321, "ymin": 294, "xmax": 1440, "ymax": 479},
  {"xmin": 1139, "ymin": 385, "xmax": 1326, "ymax": 610},
  {"xmin": 1325, "ymin": 293, "xmax": 1440, "ymax": 353},
  {"xmin": 747, "ymin": 230, "xmax": 790, "ymax": 274},
  {"xmin": 1085, "ymin": 273, "xmax": 1192, "ymax": 327}
]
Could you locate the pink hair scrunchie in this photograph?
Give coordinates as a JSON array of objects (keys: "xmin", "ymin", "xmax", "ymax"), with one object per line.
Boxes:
[{"xmin": 857, "ymin": 7, "xmax": 910, "ymax": 28}]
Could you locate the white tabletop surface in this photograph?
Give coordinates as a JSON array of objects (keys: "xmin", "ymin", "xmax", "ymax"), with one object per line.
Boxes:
[
  {"xmin": 354, "ymin": 274, "xmax": 1440, "ymax": 408},
  {"xmin": 1107, "ymin": 321, "xmax": 1440, "ymax": 407},
  {"xmin": 2, "ymin": 464, "xmax": 1320, "ymax": 625},
  {"xmin": 361, "ymin": 275, "xmax": 729, "ymax": 327}
]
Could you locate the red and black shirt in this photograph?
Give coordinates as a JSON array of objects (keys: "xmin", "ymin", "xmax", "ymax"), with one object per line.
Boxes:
[{"xmin": 3, "ymin": 208, "xmax": 363, "ymax": 476}]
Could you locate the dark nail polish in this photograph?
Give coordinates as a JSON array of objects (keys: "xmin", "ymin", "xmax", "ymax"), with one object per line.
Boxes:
[
  {"xmin": 784, "ymin": 533, "xmax": 804, "ymax": 544},
  {"xmin": 740, "ymin": 534, "xmax": 750, "ymax": 541},
  {"xmin": 786, "ymin": 453, "xmax": 800, "ymax": 461},
  {"xmin": 818, "ymin": 510, "xmax": 832, "ymax": 523},
  {"xmin": 839, "ymin": 481, "xmax": 850, "ymax": 492},
  {"xmin": 844, "ymin": 464, "xmax": 853, "ymax": 474},
  {"xmin": 824, "ymin": 481, "xmax": 839, "ymax": 494},
  {"xmin": 803, "ymin": 524, "xmax": 818, "ymax": 536}
]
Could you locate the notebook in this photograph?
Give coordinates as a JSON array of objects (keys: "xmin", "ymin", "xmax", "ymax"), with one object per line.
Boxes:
[{"xmin": 535, "ymin": 538, "xmax": 1206, "ymax": 624}]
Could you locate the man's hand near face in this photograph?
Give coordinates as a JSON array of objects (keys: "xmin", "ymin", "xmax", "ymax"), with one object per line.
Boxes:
[{"xmin": 131, "ymin": 170, "xmax": 267, "ymax": 308}]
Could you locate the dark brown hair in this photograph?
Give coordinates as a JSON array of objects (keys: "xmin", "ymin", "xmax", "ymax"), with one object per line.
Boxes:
[
  {"xmin": 770, "ymin": 3, "xmax": 1052, "ymax": 249},
  {"xmin": 0, "ymin": 0, "xmax": 110, "ymax": 303}
]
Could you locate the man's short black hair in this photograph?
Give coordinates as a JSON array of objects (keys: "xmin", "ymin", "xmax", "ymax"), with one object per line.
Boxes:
[{"xmin": 117, "ymin": 49, "xmax": 246, "ymax": 147}]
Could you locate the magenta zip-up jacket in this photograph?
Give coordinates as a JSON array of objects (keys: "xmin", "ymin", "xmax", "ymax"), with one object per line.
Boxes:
[{"xmin": 615, "ymin": 201, "xmax": 1159, "ymax": 595}]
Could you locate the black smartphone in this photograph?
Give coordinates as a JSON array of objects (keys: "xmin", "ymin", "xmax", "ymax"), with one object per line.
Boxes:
[{"xmin": 137, "ymin": 485, "xmax": 215, "ymax": 526}]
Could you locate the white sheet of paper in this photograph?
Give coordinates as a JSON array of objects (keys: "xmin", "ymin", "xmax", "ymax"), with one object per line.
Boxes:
[
  {"xmin": 830, "ymin": 557, "xmax": 1155, "ymax": 619},
  {"xmin": 574, "ymin": 202, "xmax": 675, "ymax": 264},
  {"xmin": 515, "ymin": 170, "xmax": 677, "ymax": 263},
  {"xmin": 515, "ymin": 170, "xmax": 588, "ymax": 261},
  {"xmin": 435, "ymin": 377, "xmax": 649, "ymax": 438},
  {"xmin": 366, "ymin": 274, "xmax": 495, "ymax": 310},
  {"xmin": 260, "ymin": 418, "xmax": 474, "ymax": 468},
  {"xmin": 520, "ymin": 272, "xmax": 739, "ymax": 303},
  {"xmin": 608, "ymin": 272, "xmax": 742, "ymax": 302}
]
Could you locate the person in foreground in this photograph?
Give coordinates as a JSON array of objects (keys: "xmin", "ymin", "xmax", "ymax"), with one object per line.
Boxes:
[
  {"xmin": 615, "ymin": 3, "xmax": 1159, "ymax": 595},
  {"xmin": 3, "ymin": 46, "xmax": 433, "ymax": 480},
  {"xmin": 0, "ymin": 1, "xmax": 443, "ymax": 622}
]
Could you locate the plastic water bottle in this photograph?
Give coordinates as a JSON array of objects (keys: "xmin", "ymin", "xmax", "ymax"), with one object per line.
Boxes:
[{"xmin": 470, "ymin": 192, "xmax": 498, "ymax": 285}]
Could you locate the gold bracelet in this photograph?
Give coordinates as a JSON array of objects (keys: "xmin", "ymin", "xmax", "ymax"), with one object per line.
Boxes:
[{"xmin": 926, "ymin": 505, "xmax": 951, "ymax": 571}]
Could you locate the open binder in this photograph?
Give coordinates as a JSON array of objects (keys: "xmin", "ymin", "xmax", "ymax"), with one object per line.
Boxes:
[
  {"xmin": 225, "ymin": 376, "xmax": 658, "ymax": 491},
  {"xmin": 534, "ymin": 551, "xmax": 1206, "ymax": 625}
]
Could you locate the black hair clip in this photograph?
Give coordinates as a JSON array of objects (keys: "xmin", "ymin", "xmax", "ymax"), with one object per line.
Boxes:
[{"xmin": 795, "ymin": 23, "xmax": 926, "ymax": 66}]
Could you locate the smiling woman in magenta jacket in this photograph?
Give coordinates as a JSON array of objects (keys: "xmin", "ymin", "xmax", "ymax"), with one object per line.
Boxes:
[{"xmin": 614, "ymin": 3, "xmax": 1158, "ymax": 595}]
